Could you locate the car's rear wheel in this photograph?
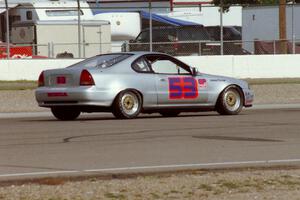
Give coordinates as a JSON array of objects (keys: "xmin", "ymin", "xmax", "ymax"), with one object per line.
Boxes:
[
  {"xmin": 159, "ymin": 111, "xmax": 180, "ymax": 117},
  {"xmin": 216, "ymin": 86, "xmax": 243, "ymax": 115},
  {"xmin": 51, "ymin": 107, "xmax": 81, "ymax": 121},
  {"xmin": 112, "ymin": 90, "xmax": 142, "ymax": 119}
]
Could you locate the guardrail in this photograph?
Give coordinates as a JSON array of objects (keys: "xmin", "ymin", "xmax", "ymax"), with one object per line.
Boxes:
[{"xmin": 1, "ymin": 54, "xmax": 300, "ymax": 80}]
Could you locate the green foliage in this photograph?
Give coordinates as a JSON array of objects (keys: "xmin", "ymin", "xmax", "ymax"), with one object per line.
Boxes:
[
  {"xmin": 212, "ymin": 0, "xmax": 258, "ymax": 12},
  {"xmin": 211, "ymin": 0, "xmax": 295, "ymax": 12}
]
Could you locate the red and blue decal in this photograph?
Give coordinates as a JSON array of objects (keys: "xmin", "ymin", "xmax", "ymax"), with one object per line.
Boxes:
[
  {"xmin": 168, "ymin": 77, "xmax": 198, "ymax": 99},
  {"xmin": 198, "ymin": 79, "xmax": 207, "ymax": 88},
  {"xmin": 168, "ymin": 77, "xmax": 207, "ymax": 99}
]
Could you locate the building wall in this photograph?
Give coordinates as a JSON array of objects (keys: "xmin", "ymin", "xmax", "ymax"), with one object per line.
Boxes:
[
  {"xmin": 166, "ymin": 6, "xmax": 242, "ymax": 26},
  {"xmin": 242, "ymin": 5, "xmax": 300, "ymax": 53}
]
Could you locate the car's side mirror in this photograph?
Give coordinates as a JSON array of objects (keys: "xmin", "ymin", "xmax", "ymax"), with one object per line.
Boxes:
[
  {"xmin": 129, "ymin": 39, "xmax": 135, "ymax": 43},
  {"xmin": 191, "ymin": 67, "xmax": 198, "ymax": 76}
]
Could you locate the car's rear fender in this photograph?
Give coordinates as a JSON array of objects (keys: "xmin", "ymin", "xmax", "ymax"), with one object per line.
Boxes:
[
  {"xmin": 112, "ymin": 88, "xmax": 144, "ymax": 107},
  {"xmin": 92, "ymin": 72, "xmax": 157, "ymax": 108}
]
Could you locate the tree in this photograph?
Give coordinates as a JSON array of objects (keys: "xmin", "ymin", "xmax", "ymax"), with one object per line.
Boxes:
[
  {"xmin": 212, "ymin": 0, "xmax": 287, "ymax": 12},
  {"xmin": 212, "ymin": 0, "xmax": 259, "ymax": 12},
  {"xmin": 213, "ymin": 0, "xmax": 299, "ymax": 8},
  {"xmin": 279, "ymin": 0, "xmax": 287, "ymax": 54}
]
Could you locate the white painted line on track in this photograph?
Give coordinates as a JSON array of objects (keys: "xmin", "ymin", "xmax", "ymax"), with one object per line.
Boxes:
[
  {"xmin": 0, "ymin": 170, "xmax": 78, "ymax": 178},
  {"xmin": 1, "ymin": 159, "xmax": 300, "ymax": 178},
  {"xmin": 0, "ymin": 112, "xmax": 112, "ymax": 119},
  {"xmin": 250, "ymin": 103, "xmax": 300, "ymax": 110},
  {"xmin": 0, "ymin": 112, "xmax": 52, "ymax": 119},
  {"xmin": 0, "ymin": 104, "xmax": 299, "ymax": 119}
]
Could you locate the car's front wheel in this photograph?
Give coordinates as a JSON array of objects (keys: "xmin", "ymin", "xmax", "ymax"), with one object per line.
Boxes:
[
  {"xmin": 112, "ymin": 90, "xmax": 142, "ymax": 119},
  {"xmin": 216, "ymin": 86, "xmax": 244, "ymax": 115},
  {"xmin": 51, "ymin": 107, "xmax": 81, "ymax": 120}
]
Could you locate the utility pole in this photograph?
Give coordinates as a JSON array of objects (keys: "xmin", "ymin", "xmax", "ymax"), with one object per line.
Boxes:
[
  {"xmin": 4, "ymin": 0, "xmax": 10, "ymax": 58},
  {"xmin": 220, "ymin": 0, "xmax": 224, "ymax": 55},
  {"xmin": 279, "ymin": 0, "xmax": 287, "ymax": 54},
  {"xmin": 77, "ymin": 0, "xmax": 81, "ymax": 58},
  {"xmin": 149, "ymin": 0, "xmax": 152, "ymax": 52},
  {"xmin": 292, "ymin": 0, "xmax": 295, "ymax": 54}
]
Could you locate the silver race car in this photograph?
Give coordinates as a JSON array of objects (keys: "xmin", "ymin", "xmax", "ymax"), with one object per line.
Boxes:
[{"xmin": 35, "ymin": 52, "xmax": 254, "ymax": 120}]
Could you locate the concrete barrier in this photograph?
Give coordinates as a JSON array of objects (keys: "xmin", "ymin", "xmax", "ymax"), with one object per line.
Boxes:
[
  {"xmin": 179, "ymin": 54, "xmax": 300, "ymax": 79},
  {"xmin": 0, "ymin": 59, "xmax": 82, "ymax": 81},
  {"xmin": 1, "ymin": 55, "xmax": 300, "ymax": 80}
]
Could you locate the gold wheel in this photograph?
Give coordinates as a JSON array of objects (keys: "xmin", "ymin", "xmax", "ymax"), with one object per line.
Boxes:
[
  {"xmin": 226, "ymin": 92, "xmax": 237, "ymax": 107},
  {"xmin": 223, "ymin": 88, "xmax": 241, "ymax": 112},
  {"xmin": 123, "ymin": 96, "xmax": 135, "ymax": 110},
  {"xmin": 120, "ymin": 92, "xmax": 140, "ymax": 116}
]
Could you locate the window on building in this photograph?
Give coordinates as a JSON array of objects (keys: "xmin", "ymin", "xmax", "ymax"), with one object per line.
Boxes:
[
  {"xmin": 26, "ymin": 11, "xmax": 32, "ymax": 20},
  {"xmin": 45, "ymin": 10, "xmax": 83, "ymax": 17}
]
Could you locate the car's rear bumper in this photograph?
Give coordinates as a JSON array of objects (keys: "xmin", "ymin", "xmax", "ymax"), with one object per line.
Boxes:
[{"xmin": 35, "ymin": 86, "xmax": 115, "ymax": 108}]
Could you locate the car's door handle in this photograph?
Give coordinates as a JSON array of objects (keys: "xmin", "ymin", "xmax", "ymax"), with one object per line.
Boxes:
[{"xmin": 160, "ymin": 78, "xmax": 166, "ymax": 82}]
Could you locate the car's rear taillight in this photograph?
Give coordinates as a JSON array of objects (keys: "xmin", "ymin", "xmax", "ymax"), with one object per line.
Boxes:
[
  {"xmin": 38, "ymin": 71, "xmax": 45, "ymax": 87},
  {"xmin": 80, "ymin": 69, "xmax": 95, "ymax": 86}
]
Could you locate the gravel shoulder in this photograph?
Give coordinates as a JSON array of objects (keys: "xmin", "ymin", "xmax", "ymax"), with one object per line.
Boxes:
[
  {"xmin": 251, "ymin": 84, "xmax": 300, "ymax": 104},
  {"xmin": 0, "ymin": 83, "xmax": 300, "ymax": 113},
  {"xmin": 1, "ymin": 168, "xmax": 300, "ymax": 200}
]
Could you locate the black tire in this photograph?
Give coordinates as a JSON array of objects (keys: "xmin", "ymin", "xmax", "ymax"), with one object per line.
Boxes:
[
  {"xmin": 216, "ymin": 86, "xmax": 244, "ymax": 115},
  {"xmin": 51, "ymin": 107, "xmax": 81, "ymax": 121},
  {"xmin": 112, "ymin": 90, "xmax": 142, "ymax": 119},
  {"xmin": 159, "ymin": 111, "xmax": 180, "ymax": 117}
]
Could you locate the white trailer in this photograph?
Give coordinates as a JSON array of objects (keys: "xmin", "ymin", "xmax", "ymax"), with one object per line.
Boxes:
[
  {"xmin": 163, "ymin": 5, "xmax": 242, "ymax": 27},
  {"xmin": 11, "ymin": 20, "xmax": 111, "ymax": 58},
  {"xmin": 93, "ymin": 12, "xmax": 141, "ymax": 52},
  {"xmin": 4, "ymin": 0, "xmax": 95, "ymax": 22},
  {"xmin": 242, "ymin": 5, "xmax": 300, "ymax": 53},
  {"xmin": 0, "ymin": 0, "xmax": 96, "ymax": 41}
]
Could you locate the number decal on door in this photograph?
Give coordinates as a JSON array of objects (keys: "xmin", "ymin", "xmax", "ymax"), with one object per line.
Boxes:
[
  {"xmin": 168, "ymin": 77, "xmax": 198, "ymax": 99},
  {"xmin": 169, "ymin": 77, "xmax": 182, "ymax": 99}
]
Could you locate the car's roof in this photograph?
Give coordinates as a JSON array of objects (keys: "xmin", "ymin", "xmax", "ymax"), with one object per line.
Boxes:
[
  {"xmin": 96, "ymin": 51, "xmax": 170, "ymax": 57},
  {"xmin": 141, "ymin": 25, "xmax": 205, "ymax": 31}
]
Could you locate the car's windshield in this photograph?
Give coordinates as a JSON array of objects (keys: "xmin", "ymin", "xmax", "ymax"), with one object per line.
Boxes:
[{"xmin": 68, "ymin": 54, "xmax": 132, "ymax": 69}]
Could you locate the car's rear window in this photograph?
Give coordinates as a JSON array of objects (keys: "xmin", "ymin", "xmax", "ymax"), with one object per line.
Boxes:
[
  {"xmin": 68, "ymin": 54, "xmax": 132, "ymax": 69},
  {"xmin": 178, "ymin": 27, "xmax": 211, "ymax": 41}
]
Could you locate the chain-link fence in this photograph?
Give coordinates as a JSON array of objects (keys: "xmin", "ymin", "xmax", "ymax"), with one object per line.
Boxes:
[{"xmin": 0, "ymin": 1, "xmax": 299, "ymax": 59}]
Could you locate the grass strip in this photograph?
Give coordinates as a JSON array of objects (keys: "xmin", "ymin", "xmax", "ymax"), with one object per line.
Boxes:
[
  {"xmin": 244, "ymin": 78, "xmax": 300, "ymax": 85},
  {"xmin": 0, "ymin": 81, "xmax": 37, "ymax": 90}
]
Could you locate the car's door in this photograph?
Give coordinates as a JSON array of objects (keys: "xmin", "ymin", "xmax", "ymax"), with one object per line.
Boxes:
[
  {"xmin": 145, "ymin": 54, "xmax": 209, "ymax": 106},
  {"xmin": 131, "ymin": 56, "xmax": 157, "ymax": 107}
]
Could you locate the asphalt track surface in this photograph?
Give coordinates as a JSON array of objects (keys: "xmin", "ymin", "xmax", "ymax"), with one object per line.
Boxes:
[{"xmin": 1, "ymin": 105, "xmax": 300, "ymax": 180}]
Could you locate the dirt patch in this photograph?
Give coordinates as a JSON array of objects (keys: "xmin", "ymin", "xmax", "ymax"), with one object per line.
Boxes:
[
  {"xmin": 251, "ymin": 84, "xmax": 300, "ymax": 104},
  {"xmin": 0, "ymin": 90, "xmax": 47, "ymax": 112},
  {"xmin": 0, "ymin": 83, "xmax": 300, "ymax": 112}
]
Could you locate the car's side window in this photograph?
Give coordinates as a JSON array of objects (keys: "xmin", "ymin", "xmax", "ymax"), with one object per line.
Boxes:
[
  {"xmin": 136, "ymin": 31, "xmax": 149, "ymax": 42},
  {"xmin": 149, "ymin": 57, "xmax": 190, "ymax": 75},
  {"xmin": 132, "ymin": 57, "xmax": 152, "ymax": 73}
]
